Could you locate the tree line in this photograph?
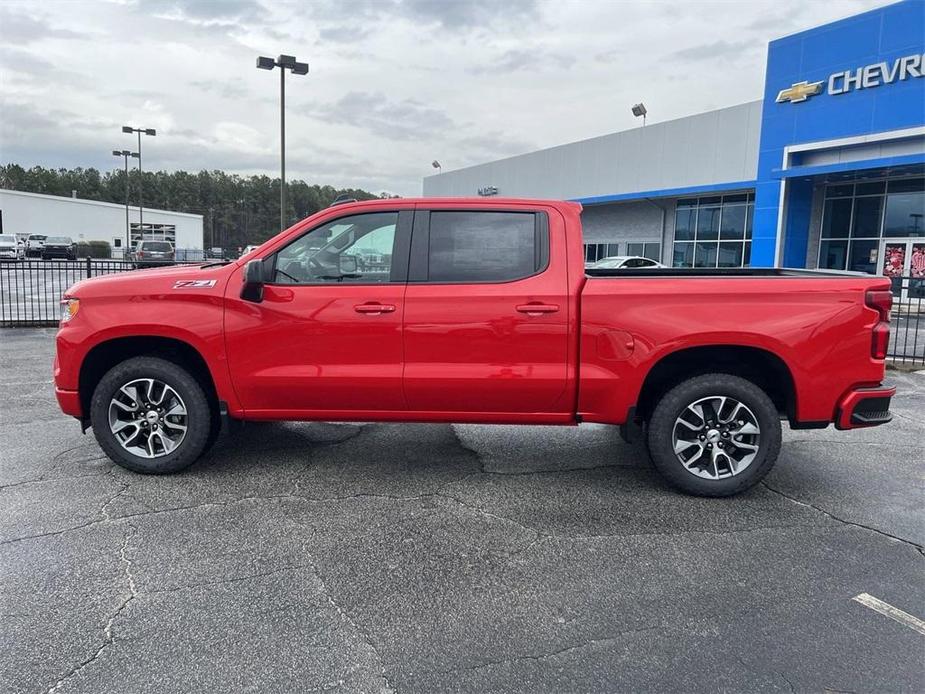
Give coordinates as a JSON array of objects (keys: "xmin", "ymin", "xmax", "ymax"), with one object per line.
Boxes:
[{"xmin": 0, "ymin": 163, "xmax": 388, "ymax": 250}]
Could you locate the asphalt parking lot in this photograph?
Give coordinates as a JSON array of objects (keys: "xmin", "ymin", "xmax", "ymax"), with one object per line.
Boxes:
[{"xmin": 1, "ymin": 328, "xmax": 923, "ymax": 693}]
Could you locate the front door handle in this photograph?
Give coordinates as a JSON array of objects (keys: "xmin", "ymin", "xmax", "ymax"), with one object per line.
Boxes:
[
  {"xmin": 354, "ymin": 302, "xmax": 396, "ymax": 314},
  {"xmin": 516, "ymin": 303, "xmax": 559, "ymax": 315}
]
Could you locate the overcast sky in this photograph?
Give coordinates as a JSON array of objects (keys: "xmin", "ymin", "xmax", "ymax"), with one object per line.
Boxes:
[{"xmin": 1, "ymin": 0, "xmax": 888, "ymax": 196}]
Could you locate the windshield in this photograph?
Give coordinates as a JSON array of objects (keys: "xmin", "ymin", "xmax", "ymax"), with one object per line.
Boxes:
[
  {"xmin": 141, "ymin": 241, "xmax": 173, "ymax": 252},
  {"xmin": 46, "ymin": 237, "xmax": 72, "ymax": 244},
  {"xmin": 29, "ymin": 235, "xmax": 46, "ymax": 241},
  {"xmin": 0, "ymin": 235, "xmax": 15, "ymax": 244}
]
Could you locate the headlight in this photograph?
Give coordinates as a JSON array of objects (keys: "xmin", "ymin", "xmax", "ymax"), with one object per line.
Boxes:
[{"xmin": 60, "ymin": 298, "xmax": 80, "ymax": 323}]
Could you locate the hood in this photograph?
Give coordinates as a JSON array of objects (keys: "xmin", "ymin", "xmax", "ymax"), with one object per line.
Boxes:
[{"xmin": 66, "ymin": 262, "xmax": 234, "ymax": 298}]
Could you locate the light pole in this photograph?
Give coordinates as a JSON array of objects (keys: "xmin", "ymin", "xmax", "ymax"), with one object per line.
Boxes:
[
  {"xmin": 432, "ymin": 160, "xmax": 442, "ymax": 174},
  {"xmin": 257, "ymin": 54, "xmax": 309, "ymax": 232},
  {"xmin": 112, "ymin": 149, "xmax": 139, "ymax": 256},
  {"xmin": 121, "ymin": 126, "xmax": 156, "ymax": 242}
]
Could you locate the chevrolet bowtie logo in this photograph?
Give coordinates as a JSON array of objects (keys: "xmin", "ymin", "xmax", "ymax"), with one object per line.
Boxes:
[{"xmin": 776, "ymin": 80, "xmax": 824, "ymax": 104}]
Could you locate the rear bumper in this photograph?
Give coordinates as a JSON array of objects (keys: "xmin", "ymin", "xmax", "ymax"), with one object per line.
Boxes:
[
  {"xmin": 55, "ymin": 387, "xmax": 83, "ymax": 418},
  {"xmin": 835, "ymin": 386, "xmax": 895, "ymax": 430}
]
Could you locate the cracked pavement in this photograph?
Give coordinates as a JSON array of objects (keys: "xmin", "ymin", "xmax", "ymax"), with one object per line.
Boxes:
[{"xmin": 1, "ymin": 328, "xmax": 923, "ymax": 693}]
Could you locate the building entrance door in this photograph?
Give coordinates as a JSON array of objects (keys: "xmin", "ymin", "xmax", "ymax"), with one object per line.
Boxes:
[{"xmin": 881, "ymin": 239, "xmax": 925, "ymax": 300}]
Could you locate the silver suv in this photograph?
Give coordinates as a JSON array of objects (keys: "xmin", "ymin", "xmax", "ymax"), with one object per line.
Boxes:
[{"xmin": 132, "ymin": 240, "xmax": 176, "ymax": 268}]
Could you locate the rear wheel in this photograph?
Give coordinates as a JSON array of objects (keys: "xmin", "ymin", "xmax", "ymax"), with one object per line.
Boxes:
[
  {"xmin": 90, "ymin": 357, "xmax": 214, "ymax": 474},
  {"xmin": 646, "ymin": 373, "xmax": 781, "ymax": 497}
]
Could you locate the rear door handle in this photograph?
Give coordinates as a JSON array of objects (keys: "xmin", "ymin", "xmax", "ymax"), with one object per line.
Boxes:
[
  {"xmin": 516, "ymin": 303, "xmax": 559, "ymax": 315},
  {"xmin": 354, "ymin": 303, "xmax": 396, "ymax": 314}
]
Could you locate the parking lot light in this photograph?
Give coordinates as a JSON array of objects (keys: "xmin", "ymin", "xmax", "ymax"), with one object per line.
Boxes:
[
  {"xmin": 112, "ymin": 149, "xmax": 140, "ymax": 255},
  {"xmin": 256, "ymin": 54, "xmax": 310, "ymax": 232},
  {"xmin": 122, "ymin": 126, "xmax": 156, "ymax": 243}
]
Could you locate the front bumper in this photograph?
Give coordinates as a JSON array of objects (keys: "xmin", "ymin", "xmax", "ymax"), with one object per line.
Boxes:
[
  {"xmin": 835, "ymin": 386, "xmax": 895, "ymax": 430},
  {"xmin": 55, "ymin": 387, "xmax": 83, "ymax": 418}
]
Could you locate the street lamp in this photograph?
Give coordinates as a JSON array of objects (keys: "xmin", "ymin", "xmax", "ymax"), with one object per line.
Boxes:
[
  {"xmin": 122, "ymin": 126, "xmax": 156, "ymax": 241},
  {"xmin": 432, "ymin": 160, "xmax": 442, "ymax": 174},
  {"xmin": 631, "ymin": 103, "xmax": 647, "ymax": 126},
  {"xmin": 112, "ymin": 149, "xmax": 139, "ymax": 256},
  {"xmin": 257, "ymin": 54, "xmax": 309, "ymax": 232}
]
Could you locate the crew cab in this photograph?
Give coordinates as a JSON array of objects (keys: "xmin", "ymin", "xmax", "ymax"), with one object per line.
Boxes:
[{"xmin": 54, "ymin": 198, "xmax": 895, "ymax": 496}]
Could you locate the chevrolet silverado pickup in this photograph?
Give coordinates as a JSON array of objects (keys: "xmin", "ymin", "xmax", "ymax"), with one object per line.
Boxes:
[{"xmin": 54, "ymin": 198, "xmax": 895, "ymax": 496}]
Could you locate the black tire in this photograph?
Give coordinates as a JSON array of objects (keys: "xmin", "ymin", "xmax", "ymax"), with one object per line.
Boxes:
[
  {"xmin": 90, "ymin": 356, "xmax": 214, "ymax": 474},
  {"xmin": 645, "ymin": 373, "xmax": 782, "ymax": 497}
]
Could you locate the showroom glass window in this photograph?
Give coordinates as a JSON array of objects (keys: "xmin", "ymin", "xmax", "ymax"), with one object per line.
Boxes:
[
  {"xmin": 672, "ymin": 193, "xmax": 753, "ymax": 268},
  {"xmin": 626, "ymin": 242, "xmax": 662, "ymax": 261},
  {"xmin": 584, "ymin": 242, "xmax": 621, "ymax": 263},
  {"xmin": 818, "ymin": 177, "xmax": 925, "ymax": 273}
]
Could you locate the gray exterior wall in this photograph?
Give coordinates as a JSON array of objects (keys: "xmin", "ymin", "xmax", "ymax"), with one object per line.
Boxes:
[
  {"xmin": 580, "ymin": 199, "xmax": 678, "ymax": 262},
  {"xmin": 423, "ymin": 101, "xmax": 762, "ymax": 201}
]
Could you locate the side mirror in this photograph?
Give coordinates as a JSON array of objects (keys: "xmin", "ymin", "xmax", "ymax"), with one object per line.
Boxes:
[{"xmin": 241, "ymin": 259, "xmax": 267, "ymax": 302}]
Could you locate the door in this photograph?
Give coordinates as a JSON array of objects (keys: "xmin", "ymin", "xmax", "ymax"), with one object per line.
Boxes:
[
  {"xmin": 881, "ymin": 240, "xmax": 925, "ymax": 300},
  {"xmin": 402, "ymin": 207, "xmax": 570, "ymax": 415},
  {"xmin": 224, "ymin": 210, "xmax": 412, "ymax": 414}
]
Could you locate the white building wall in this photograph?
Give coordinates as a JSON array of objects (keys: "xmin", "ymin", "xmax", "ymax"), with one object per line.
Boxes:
[
  {"xmin": 423, "ymin": 101, "xmax": 762, "ymax": 201},
  {"xmin": 0, "ymin": 189, "xmax": 203, "ymax": 251}
]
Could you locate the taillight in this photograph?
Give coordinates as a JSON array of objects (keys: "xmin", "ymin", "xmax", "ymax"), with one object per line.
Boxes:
[
  {"xmin": 865, "ymin": 289, "xmax": 892, "ymax": 321},
  {"xmin": 866, "ymin": 289, "xmax": 892, "ymax": 359}
]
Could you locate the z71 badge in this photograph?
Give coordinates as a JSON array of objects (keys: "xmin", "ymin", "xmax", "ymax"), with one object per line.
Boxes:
[{"xmin": 173, "ymin": 279, "xmax": 217, "ymax": 289}]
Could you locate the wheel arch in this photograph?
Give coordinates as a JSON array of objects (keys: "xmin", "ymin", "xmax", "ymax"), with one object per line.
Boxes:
[
  {"xmin": 78, "ymin": 336, "xmax": 220, "ymax": 421},
  {"xmin": 635, "ymin": 344, "xmax": 797, "ymax": 423}
]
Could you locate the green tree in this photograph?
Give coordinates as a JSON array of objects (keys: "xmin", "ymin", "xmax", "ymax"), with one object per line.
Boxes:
[{"xmin": 0, "ymin": 163, "xmax": 383, "ymax": 250}]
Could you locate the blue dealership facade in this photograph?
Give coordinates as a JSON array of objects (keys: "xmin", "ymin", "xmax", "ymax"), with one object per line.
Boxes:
[
  {"xmin": 424, "ymin": 1, "xmax": 925, "ymax": 292},
  {"xmin": 754, "ymin": 0, "xmax": 925, "ymax": 269}
]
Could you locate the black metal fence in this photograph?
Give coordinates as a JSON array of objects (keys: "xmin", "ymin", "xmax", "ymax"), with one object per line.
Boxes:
[
  {"xmin": 1, "ymin": 261, "xmax": 924, "ymax": 365},
  {"xmin": 0, "ymin": 259, "xmax": 202, "ymax": 327},
  {"xmin": 887, "ymin": 274, "xmax": 925, "ymax": 366}
]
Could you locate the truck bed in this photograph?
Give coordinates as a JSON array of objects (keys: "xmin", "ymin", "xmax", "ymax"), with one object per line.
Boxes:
[{"xmin": 585, "ymin": 267, "xmax": 870, "ymax": 278}]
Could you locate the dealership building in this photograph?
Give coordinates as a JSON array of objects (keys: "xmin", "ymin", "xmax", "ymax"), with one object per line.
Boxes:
[
  {"xmin": 424, "ymin": 1, "xmax": 925, "ymax": 296},
  {"xmin": 0, "ymin": 189, "xmax": 204, "ymax": 257}
]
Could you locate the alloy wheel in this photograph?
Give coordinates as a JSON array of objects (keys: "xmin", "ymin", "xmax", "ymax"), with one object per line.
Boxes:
[
  {"xmin": 671, "ymin": 395, "xmax": 761, "ymax": 480},
  {"xmin": 108, "ymin": 378, "xmax": 188, "ymax": 458}
]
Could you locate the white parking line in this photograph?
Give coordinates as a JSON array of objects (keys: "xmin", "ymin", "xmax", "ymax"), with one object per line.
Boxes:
[{"xmin": 852, "ymin": 593, "xmax": 925, "ymax": 636}]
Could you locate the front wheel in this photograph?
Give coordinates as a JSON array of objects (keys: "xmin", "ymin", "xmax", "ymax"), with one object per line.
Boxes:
[
  {"xmin": 90, "ymin": 356, "xmax": 214, "ymax": 474},
  {"xmin": 646, "ymin": 373, "xmax": 782, "ymax": 497}
]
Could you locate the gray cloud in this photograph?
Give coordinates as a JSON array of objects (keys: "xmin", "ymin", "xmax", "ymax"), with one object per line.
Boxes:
[
  {"xmin": 671, "ymin": 40, "xmax": 755, "ymax": 62},
  {"xmin": 398, "ymin": 0, "xmax": 540, "ymax": 29},
  {"xmin": 189, "ymin": 80, "xmax": 252, "ymax": 100},
  {"xmin": 0, "ymin": 0, "xmax": 889, "ymax": 196},
  {"xmin": 318, "ymin": 24, "xmax": 372, "ymax": 43},
  {"xmin": 0, "ymin": 8, "xmax": 85, "ymax": 44},
  {"xmin": 470, "ymin": 48, "xmax": 574, "ymax": 75},
  {"xmin": 314, "ymin": 91, "xmax": 456, "ymax": 141},
  {"xmin": 135, "ymin": 0, "xmax": 267, "ymax": 25}
]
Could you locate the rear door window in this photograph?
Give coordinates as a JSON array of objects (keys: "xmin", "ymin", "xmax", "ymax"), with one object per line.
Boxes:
[{"xmin": 414, "ymin": 210, "xmax": 547, "ymax": 283}]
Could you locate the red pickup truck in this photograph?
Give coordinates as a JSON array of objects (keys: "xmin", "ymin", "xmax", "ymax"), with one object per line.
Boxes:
[{"xmin": 54, "ymin": 198, "xmax": 895, "ymax": 496}]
